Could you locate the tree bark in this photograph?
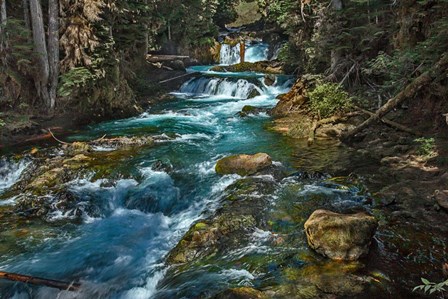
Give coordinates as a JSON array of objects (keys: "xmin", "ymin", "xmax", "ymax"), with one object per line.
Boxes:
[
  {"xmin": 342, "ymin": 54, "xmax": 448, "ymax": 141},
  {"xmin": 29, "ymin": 0, "xmax": 50, "ymax": 107},
  {"xmin": 0, "ymin": 0, "xmax": 7, "ymax": 54},
  {"xmin": 22, "ymin": 0, "xmax": 30, "ymax": 30},
  {"xmin": 240, "ymin": 42, "xmax": 245, "ymax": 63},
  {"xmin": 48, "ymin": 0, "xmax": 59, "ymax": 110}
]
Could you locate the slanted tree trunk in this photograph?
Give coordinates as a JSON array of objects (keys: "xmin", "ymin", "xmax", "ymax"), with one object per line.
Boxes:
[
  {"xmin": 22, "ymin": 0, "xmax": 30, "ymax": 30},
  {"xmin": 29, "ymin": 0, "xmax": 50, "ymax": 107},
  {"xmin": 48, "ymin": 0, "xmax": 59, "ymax": 110},
  {"xmin": 342, "ymin": 54, "xmax": 448, "ymax": 141}
]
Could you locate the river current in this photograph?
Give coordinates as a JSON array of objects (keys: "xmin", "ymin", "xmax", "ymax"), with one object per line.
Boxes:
[{"xmin": 1, "ymin": 42, "xmax": 445, "ymax": 299}]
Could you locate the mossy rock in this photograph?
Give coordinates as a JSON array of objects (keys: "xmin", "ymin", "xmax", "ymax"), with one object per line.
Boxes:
[
  {"xmin": 213, "ymin": 287, "xmax": 267, "ymax": 299},
  {"xmin": 247, "ymin": 88, "xmax": 261, "ymax": 99},
  {"xmin": 239, "ymin": 105, "xmax": 266, "ymax": 117},
  {"xmin": 215, "ymin": 153, "xmax": 272, "ymax": 176},
  {"xmin": 210, "ymin": 61, "xmax": 283, "ymax": 74},
  {"xmin": 304, "ymin": 209, "xmax": 378, "ymax": 261},
  {"xmin": 166, "ymin": 214, "xmax": 256, "ymax": 264}
]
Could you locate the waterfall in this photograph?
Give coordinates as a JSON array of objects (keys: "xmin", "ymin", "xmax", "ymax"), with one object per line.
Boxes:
[
  {"xmin": 179, "ymin": 77, "xmax": 263, "ymax": 99},
  {"xmin": 220, "ymin": 42, "xmax": 270, "ymax": 65},
  {"xmin": 0, "ymin": 158, "xmax": 30, "ymax": 194},
  {"xmin": 220, "ymin": 44, "xmax": 241, "ymax": 65},
  {"xmin": 246, "ymin": 43, "xmax": 269, "ymax": 62}
]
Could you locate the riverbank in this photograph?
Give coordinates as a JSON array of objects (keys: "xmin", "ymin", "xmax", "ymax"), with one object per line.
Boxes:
[{"xmin": 0, "ymin": 65, "xmax": 193, "ymax": 150}]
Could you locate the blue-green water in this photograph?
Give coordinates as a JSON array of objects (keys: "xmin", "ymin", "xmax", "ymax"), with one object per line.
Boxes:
[
  {"xmin": 0, "ymin": 62, "xmax": 304, "ymax": 297},
  {"xmin": 1, "ymin": 44, "xmax": 445, "ymax": 298}
]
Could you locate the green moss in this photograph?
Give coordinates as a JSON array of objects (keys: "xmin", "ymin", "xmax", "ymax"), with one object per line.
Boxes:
[{"xmin": 194, "ymin": 222, "xmax": 208, "ymax": 230}]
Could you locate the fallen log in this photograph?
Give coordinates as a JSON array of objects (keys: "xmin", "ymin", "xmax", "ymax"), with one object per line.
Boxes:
[
  {"xmin": 342, "ymin": 54, "xmax": 448, "ymax": 141},
  {"xmin": 0, "ymin": 271, "xmax": 80, "ymax": 291},
  {"xmin": 354, "ymin": 106, "xmax": 420, "ymax": 136},
  {"xmin": 159, "ymin": 72, "xmax": 198, "ymax": 84},
  {"xmin": 146, "ymin": 54, "xmax": 190, "ymax": 63}
]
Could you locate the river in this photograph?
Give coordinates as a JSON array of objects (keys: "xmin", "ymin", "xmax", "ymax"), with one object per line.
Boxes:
[{"xmin": 0, "ymin": 42, "xmax": 446, "ymax": 298}]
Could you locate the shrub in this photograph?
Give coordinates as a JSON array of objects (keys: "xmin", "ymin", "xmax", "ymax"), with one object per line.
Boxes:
[
  {"xmin": 415, "ymin": 137, "xmax": 436, "ymax": 157},
  {"xmin": 413, "ymin": 277, "xmax": 448, "ymax": 295},
  {"xmin": 308, "ymin": 82, "xmax": 352, "ymax": 118}
]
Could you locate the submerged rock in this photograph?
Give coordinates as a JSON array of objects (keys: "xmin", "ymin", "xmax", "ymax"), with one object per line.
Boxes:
[
  {"xmin": 304, "ymin": 209, "xmax": 378, "ymax": 261},
  {"xmin": 213, "ymin": 287, "xmax": 267, "ymax": 299},
  {"xmin": 215, "ymin": 153, "xmax": 272, "ymax": 176},
  {"xmin": 166, "ymin": 215, "xmax": 256, "ymax": 264},
  {"xmin": 264, "ymin": 74, "xmax": 276, "ymax": 86},
  {"xmin": 238, "ymin": 105, "xmax": 268, "ymax": 117},
  {"xmin": 166, "ymin": 176, "xmax": 278, "ymax": 265}
]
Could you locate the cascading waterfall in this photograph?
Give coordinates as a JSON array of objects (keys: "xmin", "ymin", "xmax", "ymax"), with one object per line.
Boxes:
[
  {"xmin": 219, "ymin": 42, "xmax": 270, "ymax": 65},
  {"xmin": 179, "ymin": 77, "xmax": 264, "ymax": 99},
  {"xmin": 245, "ymin": 43, "xmax": 269, "ymax": 62},
  {"xmin": 219, "ymin": 44, "xmax": 241, "ymax": 65},
  {"xmin": 0, "ymin": 158, "xmax": 30, "ymax": 194}
]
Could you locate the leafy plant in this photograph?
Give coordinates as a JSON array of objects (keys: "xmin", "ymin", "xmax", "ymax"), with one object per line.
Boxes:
[
  {"xmin": 415, "ymin": 137, "xmax": 436, "ymax": 157},
  {"xmin": 308, "ymin": 82, "xmax": 352, "ymax": 118},
  {"xmin": 413, "ymin": 277, "xmax": 448, "ymax": 296},
  {"xmin": 0, "ymin": 118, "xmax": 5, "ymax": 128}
]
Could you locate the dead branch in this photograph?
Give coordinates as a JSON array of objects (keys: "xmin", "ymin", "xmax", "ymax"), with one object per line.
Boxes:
[
  {"xmin": 307, "ymin": 118, "xmax": 319, "ymax": 145},
  {"xmin": 338, "ymin": 63, "xmax": 357, "ymax": 87},
  {"xmin": 0, "ymin": 271, "xmax": 80, "ymax": 291},
  {"xmin": 342, "ymin": 54, "xmax": 448, "ymax": 141},
  {"xmin": 354, "ymin": 106, "xmax": 420, "ymax": 135},
  {"xmin": 48, "ymin": 128, "xmax": 70, "ymax": 145}
]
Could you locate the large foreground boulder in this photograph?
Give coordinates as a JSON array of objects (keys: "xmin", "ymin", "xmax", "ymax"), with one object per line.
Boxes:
[
  {"xmin": 304, "ymin": 209, "xmax": 378, "ymax": 261},
  {"xmin": 215, "ymin": 153, "xmax": 272, "ymax": 176}
]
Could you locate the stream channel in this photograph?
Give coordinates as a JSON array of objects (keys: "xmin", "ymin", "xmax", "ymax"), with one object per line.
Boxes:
[{"xmin": 0, "ymin": 41, "xmax": 446, "ymax": 299}]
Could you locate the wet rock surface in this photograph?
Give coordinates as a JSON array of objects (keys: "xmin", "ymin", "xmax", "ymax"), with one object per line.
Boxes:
[
  {"xmin": 215, "ymin": 153, "xmax": 272, "ymax": 176},
  {"xmin": 210, "ymin": 61, "xmax": 284, "ymax": 74},
  {"xmin": 3, "ymin": 136, "xmax": 155, "ymax": 221},
  {"xmin": 304, "ymin": 209, "xmax": 378, "ymax": 261},
  {"xmin": 166, "ymin": 175, "xmax": 278, "ymax": 265}
]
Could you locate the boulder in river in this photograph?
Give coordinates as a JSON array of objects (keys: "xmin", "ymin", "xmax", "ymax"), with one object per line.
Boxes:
[
  {"xmin": 215, "ymin": 153, "xmax": 272, "ymax": 176},
  {"xmin": 304, "ymin": 209, "xmax": 378, "ymax": 261},
  {"xmin": 238, "ymin": 105, "xmax": 267, "ymax": 117}
]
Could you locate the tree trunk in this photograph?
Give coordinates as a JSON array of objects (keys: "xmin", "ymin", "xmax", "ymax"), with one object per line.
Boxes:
[
  {"xmin": 22, "ymin": 0, "xmax": 30, "ymax": 30},
  {"xmin": 29, "ymin": 0, "xmax": 50, "ymax": 107},
  {"xmin": 0, "ymin": 0, "xmax": 7, "ymax": 46},
  {"xmin": 329, "ymin": 0, "xmax": 344, "ymax": 77},
  {"xmin": 48, "ymin": 0, "xmax": 59, "ymax": 110},
  {"xmin": 240, "ymin": 42, "xmax": 245, "ymax": 63}
]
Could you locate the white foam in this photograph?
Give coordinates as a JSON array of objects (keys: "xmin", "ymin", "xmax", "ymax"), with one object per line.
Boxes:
[{"xmin": 0, "ymin": 158, "xmax": 31, "ymax": 194}]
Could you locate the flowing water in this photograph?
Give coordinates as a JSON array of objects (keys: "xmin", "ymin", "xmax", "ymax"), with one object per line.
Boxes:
[
  {"xmin": 0, "ymin": 42, "xmax": 446, "ymax": 299},
  {"xmin": 219, "ymin": 42, "xmax": 270, "ymax": 65}
]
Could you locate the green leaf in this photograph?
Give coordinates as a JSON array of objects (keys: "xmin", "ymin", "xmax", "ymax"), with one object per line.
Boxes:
[
  {"xmin": 424, "ymin": 285, "xmax": 431, "ymax": 293},
  {"xmin": 421, "ymin": 278, "xmax": 430, "ymax": 285},
  {"xmin": 413, "ymin": 285, "xmax": 423, "ymax": 292}
]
